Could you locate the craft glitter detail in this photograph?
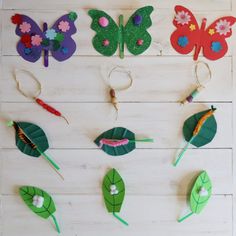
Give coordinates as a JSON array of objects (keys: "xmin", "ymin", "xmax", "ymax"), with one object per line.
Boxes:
[
  {"xmin": 32, "ymin": 195, "xmax": 44, "ymax": 208},
  {"xmin": 103, "ymin": 39, "xmax": 110, "ymax": 46},
  {"xmin": 137, "ymin": 39, "xmax": 144, "ymax": 46},
  {"xmin": 178, "ymin": 36, "xmax": 189, "ymax": 47},
  {"xmin": 31, "ymin": 35, "xmax": 43, "ymax": 46},
  {"xmin": 215, "ymin": 19, "xmax": 231, "ymax": 35},
  {"xmin": 99, "ymin": 17, "xmax": 109, "ymax": 27},
  {"xmin": 175, "ymin": 11, "xmax": 191, "ymax": 25},
  {"xmin": 133, "ymin": 15, "xmax": 143, "ymax": 26},
  {"xmin": 21, "ymin": 34, "xmax": 32, "ymax": 47},
  {"xmin": 45, "ymin": 29, "xmax": 57, "ymax": 40},
  {"xmin": 61, "ymin": 47, "xmax": 69, "ymax": 54},
  {"xmin": 211, "ymin": 41, "xmax": 222, "ymax": 52},
  {"xmin": 24, "ymin": 48, "xmax": 32, "ymax": 55},
  {"xmin": 208, "ymin": 28, "xmax": 215, "ymax": 35},
  {"xmin": 110, "ymin": 185, "xmax": 119, "ymax": 195},
  {"xmin": 58, "ymin": 20, "xmax": 70, "ymax": 32},
  {"xmin": 19, "ymin": 22, "xmax": 31, "ymax": 33},
  {"xmin": 11, "ymin": 14, "xmax": 23, "ymax": 25},
  {"xmin": 68, "ymin": 11, "xmax": 78, "ymax": 21}
]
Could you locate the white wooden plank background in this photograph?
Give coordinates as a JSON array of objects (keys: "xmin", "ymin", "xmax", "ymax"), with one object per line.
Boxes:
[{"xmin": 0, "ymin": 1, "xmax": 235, "ymax": 236}]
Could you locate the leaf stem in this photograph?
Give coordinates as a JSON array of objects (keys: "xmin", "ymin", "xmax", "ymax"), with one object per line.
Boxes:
[
  {"xmin": 173, "ymin": 137, "xmax": 195, "ymax": 167},
  {"xmin": 178, "ymin": 211, "xmax": 194, "ymax": 222},
  {"xmin": 119, "ymin": 15, "xmax": 124, "ymax": 59},
  {"xmin": 130, "ymin": 138, "xmax": 154, "ymax": 143},
  {"xmin": 37, "ymin": 149, "xmax": 60, "ymax": 170},
  {"xmin": 113, "ymin": 212, "xmax": 128, "ymax": 226},
  {"xmin": 51, "ymin": 214, "xmax": 61, "ymax": 233}
]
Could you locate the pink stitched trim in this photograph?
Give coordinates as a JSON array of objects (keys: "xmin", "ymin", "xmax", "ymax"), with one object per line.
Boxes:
[{"xmin": 99, "ymin": 138, "xmax": 129, "ymax": 148}]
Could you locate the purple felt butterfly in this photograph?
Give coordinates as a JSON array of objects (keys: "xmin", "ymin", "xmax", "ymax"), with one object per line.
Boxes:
[{"xmin": 11, "ymin": 12, "xmax": 78, "ymax": 67}]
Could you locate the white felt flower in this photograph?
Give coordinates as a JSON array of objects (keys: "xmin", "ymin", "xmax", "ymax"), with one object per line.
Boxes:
[
  {"xmin": 175, "ymin": 11, "xmax": 191, "ymax": 25},
  {"xmin": 199, "ymin": 187, "xmax": 208, "ymax": 197},
  {"xmin": 215, "ymin": 19, "xmax": 231, "ymax": 35},
  {"xmin": 32, "ymin": 195, "xmax": 44, "ymax": 208},
  {"xmin": 110, "ymin": 184, "xmax": 119, "ymax": 195}
]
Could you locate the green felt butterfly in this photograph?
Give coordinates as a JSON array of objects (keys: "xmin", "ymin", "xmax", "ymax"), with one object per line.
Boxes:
[
  {"xmin": 88, "ymin": 6, "xmax": 154, "ymax": 58},
  {"xmin": 178, "ymin": 171, "xmax": 212, "ymax": 222}
]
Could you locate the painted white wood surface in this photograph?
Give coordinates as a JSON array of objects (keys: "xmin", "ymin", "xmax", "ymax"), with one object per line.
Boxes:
[{"xmin": 0, "ymin": 1, "xmax": 235, "ymax": 236}]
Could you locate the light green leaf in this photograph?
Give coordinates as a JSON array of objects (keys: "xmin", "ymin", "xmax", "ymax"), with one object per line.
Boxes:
[
  {"xmin": 19, "ymin": 186, "xmax": 56, "ymax": 219},
  {"xmin": 190, "ymin": 171, "xmax": 212, "ymax": 214},
  {"xmin": 102, "ymin": 169, "xmax": 125, "ymax": 213}
]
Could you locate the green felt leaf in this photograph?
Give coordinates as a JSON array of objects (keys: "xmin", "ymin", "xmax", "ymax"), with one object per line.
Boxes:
[
  {"xmin": 183, "ymin": 109, "xmax": 217, "ymax": 147},
  {"xmin": 88, "ymin": 9, "xmax": 119, "ymax": 56},
  {"xmin": 102, "ymin": 169, "xmax": 125, "ymax": 213},
  {"xmin": 88, "ymin": 6, "xmax": 153, "ymax": 57},
  {"xmin": 19, "ymin": 186, "xmax": 56, "ymax": 219},
  {"xmin": 124, "ymin": 6, "xmax": 153, "ymax": 55},
  {"xmin": 14, "ymin": 122, "xmax": 49, "ymax": 157},
  {"xmin": 190, "ymin": 171, "xmax": 212, "ymax": 214},
  {"xmin": 94, "ymin": 127, "xmax": 136, "ymax": 156},
  {"xmin": 68, "ymin": 11, "xmax": 77, "ymax": 21}
]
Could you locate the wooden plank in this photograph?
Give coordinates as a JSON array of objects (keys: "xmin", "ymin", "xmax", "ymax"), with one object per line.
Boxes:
[
  {"xmin": 0, "ymin": 149, "xmax": 232, "ymax": 195},
  {"xmin": 0, "ymin": 56, "xmax": 232, "ymax": 102},
  {"xmin": 2, "ymin": 195, "xmax": 232, "ymax": 236},
  {"xmin": 0, "ymin": 103, "xmax": 232, "ymax": 149},
  {"xmin": 2, "ymin": 9, "xmax": 234, "ymax": 56},
  {"xmin": 2, "ymin": 0, "xmax": 231, "ymax": 11}
]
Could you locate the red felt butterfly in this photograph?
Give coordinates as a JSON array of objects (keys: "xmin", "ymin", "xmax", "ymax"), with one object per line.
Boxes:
[{"xmin": 170, "ymin": 5, "xmax": 236, "ymax": 61}]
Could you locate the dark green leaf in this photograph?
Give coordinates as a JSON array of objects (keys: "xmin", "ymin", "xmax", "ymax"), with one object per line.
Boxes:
[
  {"xmin": 15, "ymin": 122, "xmax": 49, "ymax": 157},
  {"xmin": 102, "ymin": 169, "xmax": 125, "ymax": 213},
  {"xmin": 94, "ymin": 127, "xmax": 136, "ymax": 156},
  {"xmin": 190, "ymin": 171, "xmax": 212, "ymax": 214},
  {"xmin": 183, "ymin": 109, "xmax": 217, "ymax": 147},
  {"xmin": 19, "ymin": 186, "xmax": 56, "ymax": 219}
]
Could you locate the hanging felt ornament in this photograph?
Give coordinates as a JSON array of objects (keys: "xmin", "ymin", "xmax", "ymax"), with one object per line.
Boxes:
[
  {"xmin": 13, "ymin": 69, "xmax": 69, "ymax": 124},
  {"xmin": 102, "ymin": 168, "xmax": 128, "ymax": 225},
  {"xmin": 181, "ymin": 61, "xmax": 212, "ymax": 105},
  {"xmin": 19, "ymin": 186, "xmax": 60, "ymax": 233},
  {"xmin": 94, "ymin": 127, "xmax": 154, "ymax": 156},
  {"xmin": 88, "ymin": 6, "xmax": 153, "ymax": 58},
  {"xmin": 173, "ymin": 106, "xmax": 217, "ymax": 166},
  {"xmin": 104, "ymin": 66, "xmax": 133, "ymax": 120},
  {"xmin": 170, "ymin": 5, "xmax": 236, "ymax": 61},
  {"xmin": 7, "ymin": 120, "xmax": 63, "ymax": 179},
  {"xmin": 178, "ymin": 171, "xmax": 212, "ymax": 222},
  {"xmin": 11, "ymin": 12, "xmax": 77, "ymax": 67}
]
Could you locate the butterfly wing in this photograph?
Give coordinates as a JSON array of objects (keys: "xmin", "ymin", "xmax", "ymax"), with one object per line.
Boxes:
[
  {"xmin": 124, "ymin": 6, "xmax": 153, "ymax": 55},
  {"xmin": 170, "ymin": 5, "xmax": 200, "ymax": 55},
  {"xmin": 88, "ymin": 9, "xmax": 119, "ymax": 56},
  {"xmin": 202, "ymin": 17, "xmax": 236, "ymax": 60},
  {"xmin": 49, "ymin": 12, "xmax": 78, "ymax": 61},
  {"xmin": 11, "ymin": 14, "xmax": 44, "ymax": 62}
]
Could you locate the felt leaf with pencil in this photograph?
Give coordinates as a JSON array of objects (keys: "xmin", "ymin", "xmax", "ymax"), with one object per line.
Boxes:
[
  {"xmin": 174, "ymin": 106, "xmax": 217, "ymax": 166},
  {"xmin": 7, "ymin": 121, "xmax": 63, "ymax": 179}
]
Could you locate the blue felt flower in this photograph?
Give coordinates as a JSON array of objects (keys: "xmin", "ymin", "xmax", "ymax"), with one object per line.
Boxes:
[
  {"xmin": 45, "ymin": 29, "xmax": 57, "ymax": 40},
  {"xmin": 24, "ymin": 48, "xmax": 32, "ymax": 55},
  {"xmin": 178, "ymin": 36, "xmax": 189, "ymax": 47},
  {"xmin": 211, "ymin": 41, "xmax": 222, "ymax": 52}
]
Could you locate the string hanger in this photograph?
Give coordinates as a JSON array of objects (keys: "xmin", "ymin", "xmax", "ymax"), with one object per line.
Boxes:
[
  {"xmin": 106, "ymin": 66, "xmax": 133, "ymax": 120},
  {"xmin": 181, "ymin": 61, "xmax": 212, "ymax": 105},
  {"xmin": 13, "ymin": 69, "xmax": 69, "ymax": 124}
]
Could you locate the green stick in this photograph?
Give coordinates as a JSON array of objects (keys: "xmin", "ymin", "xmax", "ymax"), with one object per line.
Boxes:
[
  {"xmin": 51, "ymin": 214, "xmax": 61, "ymax": 233},
  {"xmin": 178, "ymin": 211, "xmax": 194, "ymax": 222},
  {"xmin": 37, "ymin": 149, "xmax": 60, "ymax": 170},
  {"xmin": 113, "ymin": 212, "xmax": 128, "ymax": 226},
  {"xmin": 173, "ymin": 136, "xmax": 195, "ymax": 167}
]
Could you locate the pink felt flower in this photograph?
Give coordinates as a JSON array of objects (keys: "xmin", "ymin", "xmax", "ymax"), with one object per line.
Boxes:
[
  {"xmin": 58, "ymin": 20, "xmax": 70, "ymax": 32},
  {"xmin": 31, "ymin": 35, "xmax": 43, "ymax": 46},
  {"xmin": 19, "ymin": 22, "xmax": 31, "ymax": 33},
  {"xmin": 175, "ymin": 11, "xmax": 191, "ymax": 25},
  {"xmin": 215, "ymin": 19, "xmax": 231, "ymax": 35}
]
